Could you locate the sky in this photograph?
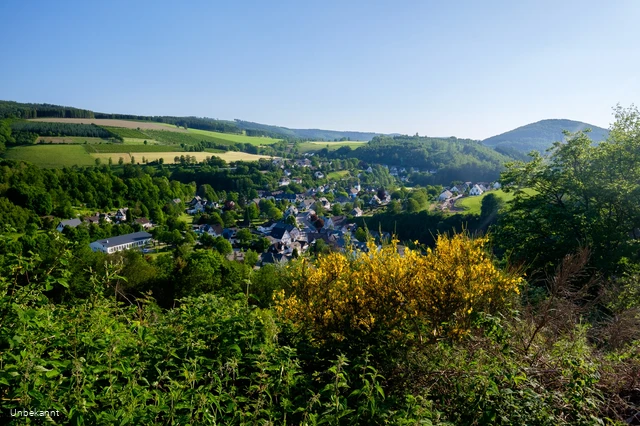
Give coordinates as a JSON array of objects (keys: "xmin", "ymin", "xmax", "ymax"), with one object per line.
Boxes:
[{"xmin": 0, "ymin": 0, "xmax": 638, "ymax": 139}]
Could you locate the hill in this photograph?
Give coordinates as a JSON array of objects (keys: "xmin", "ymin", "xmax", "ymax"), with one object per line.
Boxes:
[
  {"xmin": 482, "ymin": 119, "xmax": 609, "ymax": 153},
  {"xmin": 234, "ymin": 119, "xmax": 382, "ymax": 141}
]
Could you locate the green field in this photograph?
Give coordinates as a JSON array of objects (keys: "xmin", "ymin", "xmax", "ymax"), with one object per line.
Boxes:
[
  {"xmin": 298, "ymin": 141, "xmax": 367, "ymax": 153},
  {"xmin": 103, "ymin": 127, "xmax": 152, "ymax": 139},
  {"xmin": 4, "ymin": 145, "xmax": 96, "ymax": 168},
  {"xmin": 90, "ymin": 151, "xmax": 272, "ymax": 164},
  {"xmin": 327, "ymin": 170, "xmax": 351, "ymax": 180},
  {"xmin": 36, "ymin": 136, "xmax": 110, "ymax": 144},
  {"xmin": 187, "ymin": 128, "xmax": 281, "ymax": 145},
  {"xmin": 122, "ymin": 138, "xmax": 161, "ymax": 145},
  {"xmin": 454, "ymin": 189, "xmax": 536, "ymax": 214},
  {"xmin": 86, "ymin": 144, "xmax": 185, "ymax": 153}
]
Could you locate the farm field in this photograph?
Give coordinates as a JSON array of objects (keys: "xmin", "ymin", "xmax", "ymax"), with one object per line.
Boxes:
[
  {"xmin": 103, "ymin": 127, "xmax": 153, "ymax": 139},
  {"xmin": 85, "ymin": 144, "xmax": 185, "ymax": 153},
  {"xmin": 454, "ymin": 188, "xmax": 536, "ymax": 214},
  {"xmin": 4, "ymin": 145, "xmax": 96, "ymax": 168},
  {"xmin": 188, "ymin": 128, "xmax": 281, "ymax": 145},
  {"xmin": 29, "ymin": 118, "xmax": 187, "ymax": 132},
  {"xmin": 36, "ymin": 136, "xmax": 109, "ymax": 144},
  {"xmin": 90, "ymin": 151, "xmax": 272, "ymax": 164},
  {"xmin": 122, "ymin": 138, "xmax": 161, "ymax": 145},
  {"xmin": 298, "ymin": 141, "xmax": 367, "ymax": 152}
]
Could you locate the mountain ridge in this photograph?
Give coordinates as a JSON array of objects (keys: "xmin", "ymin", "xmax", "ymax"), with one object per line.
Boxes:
[{"xmin": 482, "ymin": 118, "xmax": 609, "ymax": 153}]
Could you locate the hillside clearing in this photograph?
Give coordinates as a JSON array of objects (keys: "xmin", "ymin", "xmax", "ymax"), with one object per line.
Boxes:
[
  {"xmin": 90, "ymin": 151, "xmax": 272, "ymax": 164},
  {"xmin": 4, "ymin": 145, "xmax": 96, "ymax": 167},
  {"xmin": 29, "ymin": 118, "xmax": 187, "ymax": 132},
  {"xmin": 187, "ymin": 128, "xmax": 281, "ymax": 145},
  {"xmin": 454, "ymin": 189, "xmax": 536, "ymax": 214}
]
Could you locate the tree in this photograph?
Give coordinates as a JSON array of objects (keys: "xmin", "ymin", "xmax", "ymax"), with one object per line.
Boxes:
[
  {"xmin": 236, "ymin": 228, "xmax": 253, "ymax": 246},
  {"xmin": 387, "ymin": 200, "xmax": 402, "ymax": 215},
  {"xmin": 480, "ymin": 193, "xmax": 504, "ymax": 223},
  {"xmin": 222, "ymin": 211, "xmax": 236, "ymax": 227},
  {"xmin": 213, "ymin": 236, "xmax": 233, "ymax": 256},
  {"xmin": 496, "ymin": 106, "xmax": 640, "ymax": 275},
  {"xmin": 246, "ymin": 204, "xmax": 259, "ymax": 222},
  {"xmin": 244, "ymin": 249, "xmax": 259, "ymax": 267},
  {"xmin": 118, "ymin": 157, "xmax": 124, "ymax": 166},
  {"xmin": 331, "ymin": 204, "xmax": 343, "ymax": 216}
]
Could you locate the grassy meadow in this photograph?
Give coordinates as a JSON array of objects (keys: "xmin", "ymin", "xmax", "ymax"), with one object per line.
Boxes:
[
  {"xmin": 298, "ymin": 141, "xmax": 367, "ymax": 152},
  {"xmin": 187, "ymin": 128, "xmax": 282, "ymax": 145},
  {"xmin": 90, "ymin": 151, "xmax": 272, "ymax": 164},
  {"xmin": 4, "ymin": 145, "xmax": 96, "ymax": 168},
  {"xmin": 454, "ymin": 188, "xmax": 536, "ymax": 214}
]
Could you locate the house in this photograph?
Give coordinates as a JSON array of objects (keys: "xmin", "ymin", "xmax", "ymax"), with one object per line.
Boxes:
[
  {"xmin": 279, "ymin": 178, "xmax": 291, "ymax": 186},
  {"xmin": 349, "ymin": 188, "xmax": 359, "ymax": 198},
  {"xmin": 333, "ymin": 195, "xmax": 351, "ymax": 205},
  {"xmin": 56, "ymin": 218, "xmax": 82, "ymax": 232},
  {"xmin": 450, "ymin": 186, "xmax": 460, "ymax": 194},
  {"xmin": 135, "ymin": 217, "xmax": 153, "ymax": 229},
  {"xmin": 261, "ymin": 252, "xmax": 289, "ymax": 265},
  {"xmin": 189, "ymin": 196, "xmax": 203, "ymax": 206},
  {"xmin": 270, "ymin": 227, "xmax": 292, "ymax": 245},
  {"xmin": 257, "ymin": 221, "xmax": 277, "ymax": 234},
  {"xmin": 284, "ymin": 205, "xmax": 299, "ymax": 217},
  {"xmin": 492, "ymin": 182, "xmax": 502, "ymax": 190},
  {"xmin": 314, "ymin": 171, "xmax": 325, "ymax": 179},
  {"xmin": 318, "ymin": 197, "xmax": 331, "ymax": 210},
  {"xmin": 351, "ymin": 207, "xmax": 363, "ymax": 217},
  {"xmin": 187, "ymin": 202, "xmax": 205, "ymax": 214},
  {"xmin": 90, "ymin": 231, "xmax": 153, "ymax": 254},
  {"xmin": 114, "ymin": 208, "xmax": 128, "ymax": 222},
  {"xmin": 83, "ymin": 214, "xmax": 101, "ymax": 225},
  {"xmin": 469, "ymin": 185, "xmax": 484, "ymax": 196},
  {"xmin": 298, "ymin": 199, "xmax": 315, "ymax": 211},
  {"xmin": 438, "ymin": 190, "xmax": 453, "ymax": 201},
  {"xmin": 295, "ymin": 158, "xmax": 312, "ymax": 168},
  {"xmin": 172, "ymin": 198, "xmax": 182, "ymax": 205},
  {"xmin": 202, "ymin": 224, "xmax": 223, "ymax": 237},
  {"xmin": 283, "ymin": 169, "xmax": 292, "ymax": 177},
  {"xmin": 292, "ymin": 177, "xmax": 303, "ymax": 184}
]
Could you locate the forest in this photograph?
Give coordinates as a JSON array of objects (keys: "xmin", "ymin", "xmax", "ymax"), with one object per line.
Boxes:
[{"xmin": 1, "ymin": 107, "xmax": 640, "ymax": 424}]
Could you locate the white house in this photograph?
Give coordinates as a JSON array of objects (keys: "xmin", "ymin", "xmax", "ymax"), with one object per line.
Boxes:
[
  {"xmin": 314, "ymin": 171, "xmax": 325, "ymax": 179},
  {"xmin": 469, "ymin": 185, "xmax": 484, "ymax": 196},
  {"xmin": 438, "ymin": 190, "xmax": 453, "ymax": 201},
  {"xmin": 450, "ymin": 186, "xmax": 460, "ymax": 194},
  {"xmin": 351, "ymin": 207, "xmax": 363, "ymax": 217},
  {"xmin": 56, "ymin": 218, "xmax": 82, "ymax": 232},
  {"xmin": 90, "ymin": 231, "xmax": 153, "ymax": 254}
]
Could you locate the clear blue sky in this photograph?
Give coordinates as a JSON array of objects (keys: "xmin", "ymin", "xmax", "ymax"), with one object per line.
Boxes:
[{"xmin": 0, "ymin": 0, "xmax": 638, "ymax": 139}]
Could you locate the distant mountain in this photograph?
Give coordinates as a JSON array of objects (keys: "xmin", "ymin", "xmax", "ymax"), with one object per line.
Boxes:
[
  {"xmin": 234, "ymin": 120, "xmax": 383, "ymax": 141},
  {"xmin": 482, "ymin": 119, "xmax": 609, "ymax": 153}
]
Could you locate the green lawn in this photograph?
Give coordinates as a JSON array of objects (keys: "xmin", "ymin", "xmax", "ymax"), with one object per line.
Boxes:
[
  {"xmin": 37, "ymin": 136, "xmax": 110, "ymax": 144},
  {"xmin": 4, "ymin": 145, "xmax": 96, "ymax": 168},
  {"xmin": 298, "ymin": 141, "xmax": 367, "ymax": 153},
  {"xmin": 86, "ymin": 144, "xmax": 185, "ymax": 153},
  {"xmin": 327, "ymin": 170, "xmax": 351, "ymax": 180},
  {"xmin": 187, "ymin": 128, "xmax": 282, "ymax": 145},
  {"xmin": 122, "ymin": 138, "xmax": 161, "ymax": 145},
  {"xmin": 454, "ymin": 189, "xmax": 536, "ymax": 214}
]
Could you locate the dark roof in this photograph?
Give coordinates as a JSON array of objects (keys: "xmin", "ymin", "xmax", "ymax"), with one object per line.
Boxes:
[
  {"xmin": 262, "ymin": 252, "xmax": 288, "ymax": 264},
  {"xmin": 270, "ymin": 227, "xmax": 290, "ymax": 240},
  {"xmin": 92, "ymin": 232, "xmax": 152, "ymax": 248},
  {"xmin": 273, "ymin": 222, "xmax": 295, "ymax": 232},
  {"xmin": 58, "ymin": 218, "xmax": 82, "ymax": 228}
]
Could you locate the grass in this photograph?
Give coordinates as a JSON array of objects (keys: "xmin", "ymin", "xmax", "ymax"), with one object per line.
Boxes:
[
  {"xmin": 103, "ymin": 127, "xmax": 152, "ymax": 139},
  {"xmin": 122, "ymin": 138, "xmax": 161, "ymax": 145},
  {"xmin": 454, "ymin": 189, "xmax": 536, "ymax": 214},
  {"xmin": 187, "ymin": 128, "xmax": 281, "ymax": 145},
  {"xmin": 327, "ymin": 170, "xmax": 350, "ymax": 180},
  {"xmin": 86, "ymin": 144, "xmax": 185, "ymax": 153},
  {"xmin": 4, "ymin": 145, "xmax": 96, "ymax": 168},
  {"xmin": 90, "ymin": 151, "xmax": 272, "ymax": 164},
  {"xmin": 298, "ymin": 141, "xmax": 367, "ymax": 153},
  {"xmin": 36, "ymin": 136, "xmax": 110, "ymax": 144}
]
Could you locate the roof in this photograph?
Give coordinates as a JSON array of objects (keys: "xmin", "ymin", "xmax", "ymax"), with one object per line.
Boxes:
[
  {"xmin": 92, "ymin": 232, "xmax": 152, "ymax": 249},
  {"xmin": 59, "ymin": 218, "xmax": 82, "ymax": 228},
  {"xmin": 270, "ymin": 227, "xmax": 290, "ymax": 240}
]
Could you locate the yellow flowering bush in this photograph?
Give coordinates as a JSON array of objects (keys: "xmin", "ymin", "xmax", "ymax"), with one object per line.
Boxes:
[{"xmin": 274, "ymin": 233, "xmax": 523, "ymax": 344}]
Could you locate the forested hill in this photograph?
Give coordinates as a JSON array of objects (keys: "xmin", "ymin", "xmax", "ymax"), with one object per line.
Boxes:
[
  {"xmin": 234, "ymin": 119, "xmax": 383, "ymax": 141},
  {"xmin": 342, "ymin": 135, "xmax": 514, "ymax": 183},
  {"xmin": 482, "ymin": 119, "xmax": 609, "ymax": 153},
  {"xmin": 0, "ymin": 100, "xmax": 384, "ymax": 141}
]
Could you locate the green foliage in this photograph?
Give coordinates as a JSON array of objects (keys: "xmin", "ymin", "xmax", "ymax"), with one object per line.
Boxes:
[{"xmin": 11, "ymin": 120, "xmax": 118, "ymax": 139}]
